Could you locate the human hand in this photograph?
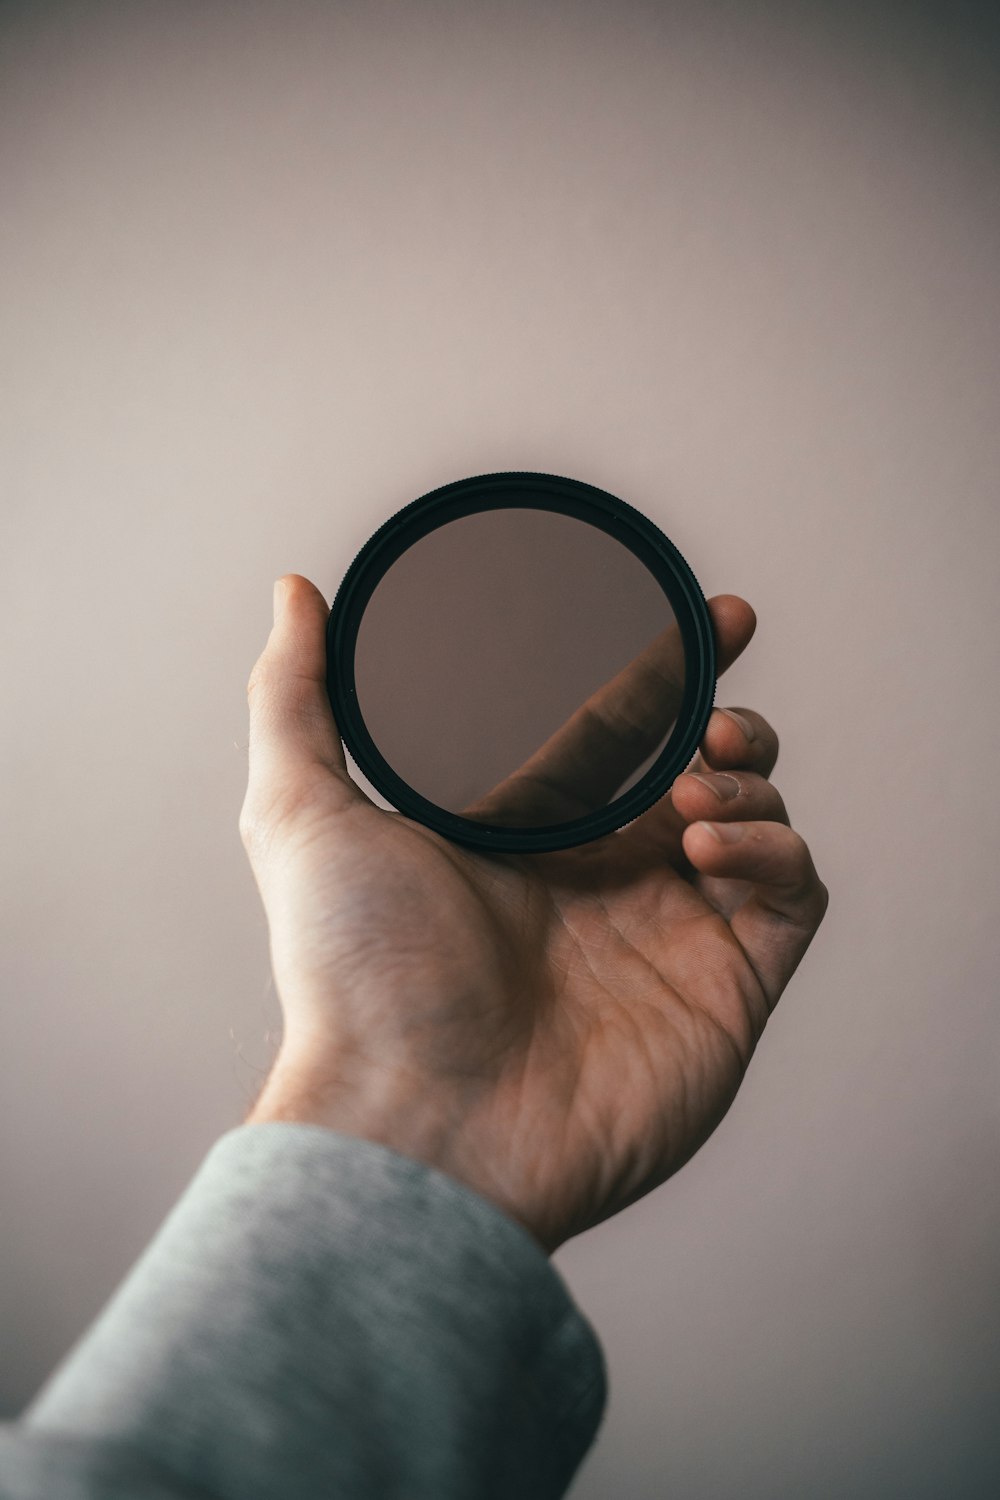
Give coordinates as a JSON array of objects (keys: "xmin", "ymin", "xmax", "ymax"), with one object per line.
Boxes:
[{"xmin": 239, "ymin": 574, "xmax": 828, "ymax": 1254}]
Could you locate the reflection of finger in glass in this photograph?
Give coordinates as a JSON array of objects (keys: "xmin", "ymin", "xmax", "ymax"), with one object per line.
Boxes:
[
  {"xmin": 353, "ymin": 500, "xmax": 686, "ymax": 833},
  {"xmin": 460, "ymin": 623, "xmax": 684, "ymax": 829}
]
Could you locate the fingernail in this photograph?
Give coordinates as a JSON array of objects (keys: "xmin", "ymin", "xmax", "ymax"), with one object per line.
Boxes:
[
  {"xmin": 698, "ymin": 820, "xmax": 745, "ymax": 843},
  {"xmin": 690, "ymin": 772, "xmax": 741, "ymax": 801},
  {"xmin": 273, "ymin": 578, "xmax": 286, "ymax": 625},
  {"xmin": 718, "ymin": 708, "xmax": 755, "ymax": 741}
]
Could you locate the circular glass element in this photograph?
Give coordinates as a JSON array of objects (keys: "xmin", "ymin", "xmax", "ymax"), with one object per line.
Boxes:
[{"xmin": 326, "ymin": 472, "xmax": 716, "ymax": 853}]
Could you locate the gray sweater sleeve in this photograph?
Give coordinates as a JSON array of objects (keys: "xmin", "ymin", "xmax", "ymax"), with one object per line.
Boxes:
[{"xmin": 2, "ymin": 1123, "xmax": 607, "ymax": 1500}]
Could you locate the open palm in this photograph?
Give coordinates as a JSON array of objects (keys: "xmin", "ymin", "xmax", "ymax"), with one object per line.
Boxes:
[{"xmin": 240, "ymin": 576, "xmax": 828, "ymax": 1253}]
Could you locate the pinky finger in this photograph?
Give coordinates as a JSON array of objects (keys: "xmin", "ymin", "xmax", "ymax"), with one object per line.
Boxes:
[{"xmin": 682, "ymin": 819, "xmax": 830, "ymax": 1011}]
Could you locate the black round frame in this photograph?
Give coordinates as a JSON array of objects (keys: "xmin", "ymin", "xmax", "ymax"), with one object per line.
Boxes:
[{"xmin": 325, "ymin": 472, "xmax": 716, "ymax": 853}]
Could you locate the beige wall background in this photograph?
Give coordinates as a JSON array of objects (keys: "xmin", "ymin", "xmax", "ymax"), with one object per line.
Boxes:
[{"xmin": 2, "ymin": 1, "xmax": 998, "ymax": 1494}]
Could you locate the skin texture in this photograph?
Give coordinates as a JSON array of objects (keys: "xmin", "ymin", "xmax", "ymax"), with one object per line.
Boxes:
[{"xmin": 240, "ymin": 574, "xmax": 829, "ymax": 1255}]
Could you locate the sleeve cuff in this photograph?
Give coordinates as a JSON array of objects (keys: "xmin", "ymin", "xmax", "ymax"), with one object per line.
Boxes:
[{"xmin": 24, "ymin": 1123, "xmax": 607, "ymax": 1500}]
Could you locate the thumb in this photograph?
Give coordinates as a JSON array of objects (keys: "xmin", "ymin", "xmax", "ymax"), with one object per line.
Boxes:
[{"xmin": 244, "ymin": 574, "xmax": 362, "ymax": 817}]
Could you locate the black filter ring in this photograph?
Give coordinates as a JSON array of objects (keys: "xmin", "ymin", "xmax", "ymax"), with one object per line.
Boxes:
[{"xmin": 326, "ymin": 471, "xmax": 716, "ymax": 853}]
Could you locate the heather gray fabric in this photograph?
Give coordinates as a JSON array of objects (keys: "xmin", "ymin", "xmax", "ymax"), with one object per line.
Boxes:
[{"xmin": 2, "ymin": 1123, "xmax": 607, "ymax": 1499}]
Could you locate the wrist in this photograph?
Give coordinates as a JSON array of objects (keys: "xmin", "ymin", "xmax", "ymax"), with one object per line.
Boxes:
[
  {"xmin": 245, "ymin": 1049, "xmax": 553, "ymax": 1255},
  {"xmin": 246, "ymin": 1047, "xmax": 451, "ymax": 1160}
]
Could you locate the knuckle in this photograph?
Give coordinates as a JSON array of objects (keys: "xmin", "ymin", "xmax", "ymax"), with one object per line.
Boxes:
[
  {"xmin": 735, "ymin": 770, "xmax": 788, "ymax": 820},
  {"xmin": 722, "ymin": 706, "xmax": 779, "ymax": 773},
  {"xmin": 740, "ymin": 769, "xmax": 771, "ymax": 796},
  {"xmin": 246, "ymin": 656, "xmax": 271, "ymax": 701},
  {"xmin": 765, "ymin": 787, "xmax": 791, "ymax": 825},
  {"xmin": 755, "ymin": 721, "xmax": 779, "ymax": 769},
  {"xmin": 783, "ymin": 833, "xmax": 826, "ymax": 909},
  {"xmin": 238, "ymin": 807, "xmax": 287, "ymax": 871},
  {"xmin": 767, "ymin": 823, "xmax": 810, "ymax": 882},
  {"xmin": 238, "ymin": 801, "xmax": 266, "ymax": 851},
  {"xmin": 238, "ymin": 788, "xmax": 284, "ymax": 850},
  {"xmin": 789, "ymin": 825, "xmax": 813, "ymax": 870},
  {"xmin": 239, "ymin": 781, "xmax": 314, "ymax": 851}
]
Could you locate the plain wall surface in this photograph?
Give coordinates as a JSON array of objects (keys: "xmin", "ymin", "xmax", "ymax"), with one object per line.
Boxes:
[{"xmin": 2, "ymin": 2, "xmax": 998, "ymax": 1495}]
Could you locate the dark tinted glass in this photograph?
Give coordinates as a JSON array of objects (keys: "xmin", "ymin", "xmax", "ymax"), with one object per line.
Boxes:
[{"xmin": 353, "ymin": 506, "xmax": 684, "ymax": 827}]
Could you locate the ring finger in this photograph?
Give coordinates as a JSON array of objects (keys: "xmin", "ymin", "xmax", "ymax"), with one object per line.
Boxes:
[
  {"xmin": 621, "ymin": 705, "xmax": 783, "ymax": 859},
  {"xmin": 687, "ymin": 705, "xmax": 780, "ymax": 782}
]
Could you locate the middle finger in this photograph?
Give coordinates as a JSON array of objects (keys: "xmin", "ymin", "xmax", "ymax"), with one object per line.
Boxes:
[
  {"xmin": 687, "ymin": 705, "xmax": 780, "ymax": 781},
  {"xmin": 670, "ymin": 767, "xmax": 790, "ymax": 828}
]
